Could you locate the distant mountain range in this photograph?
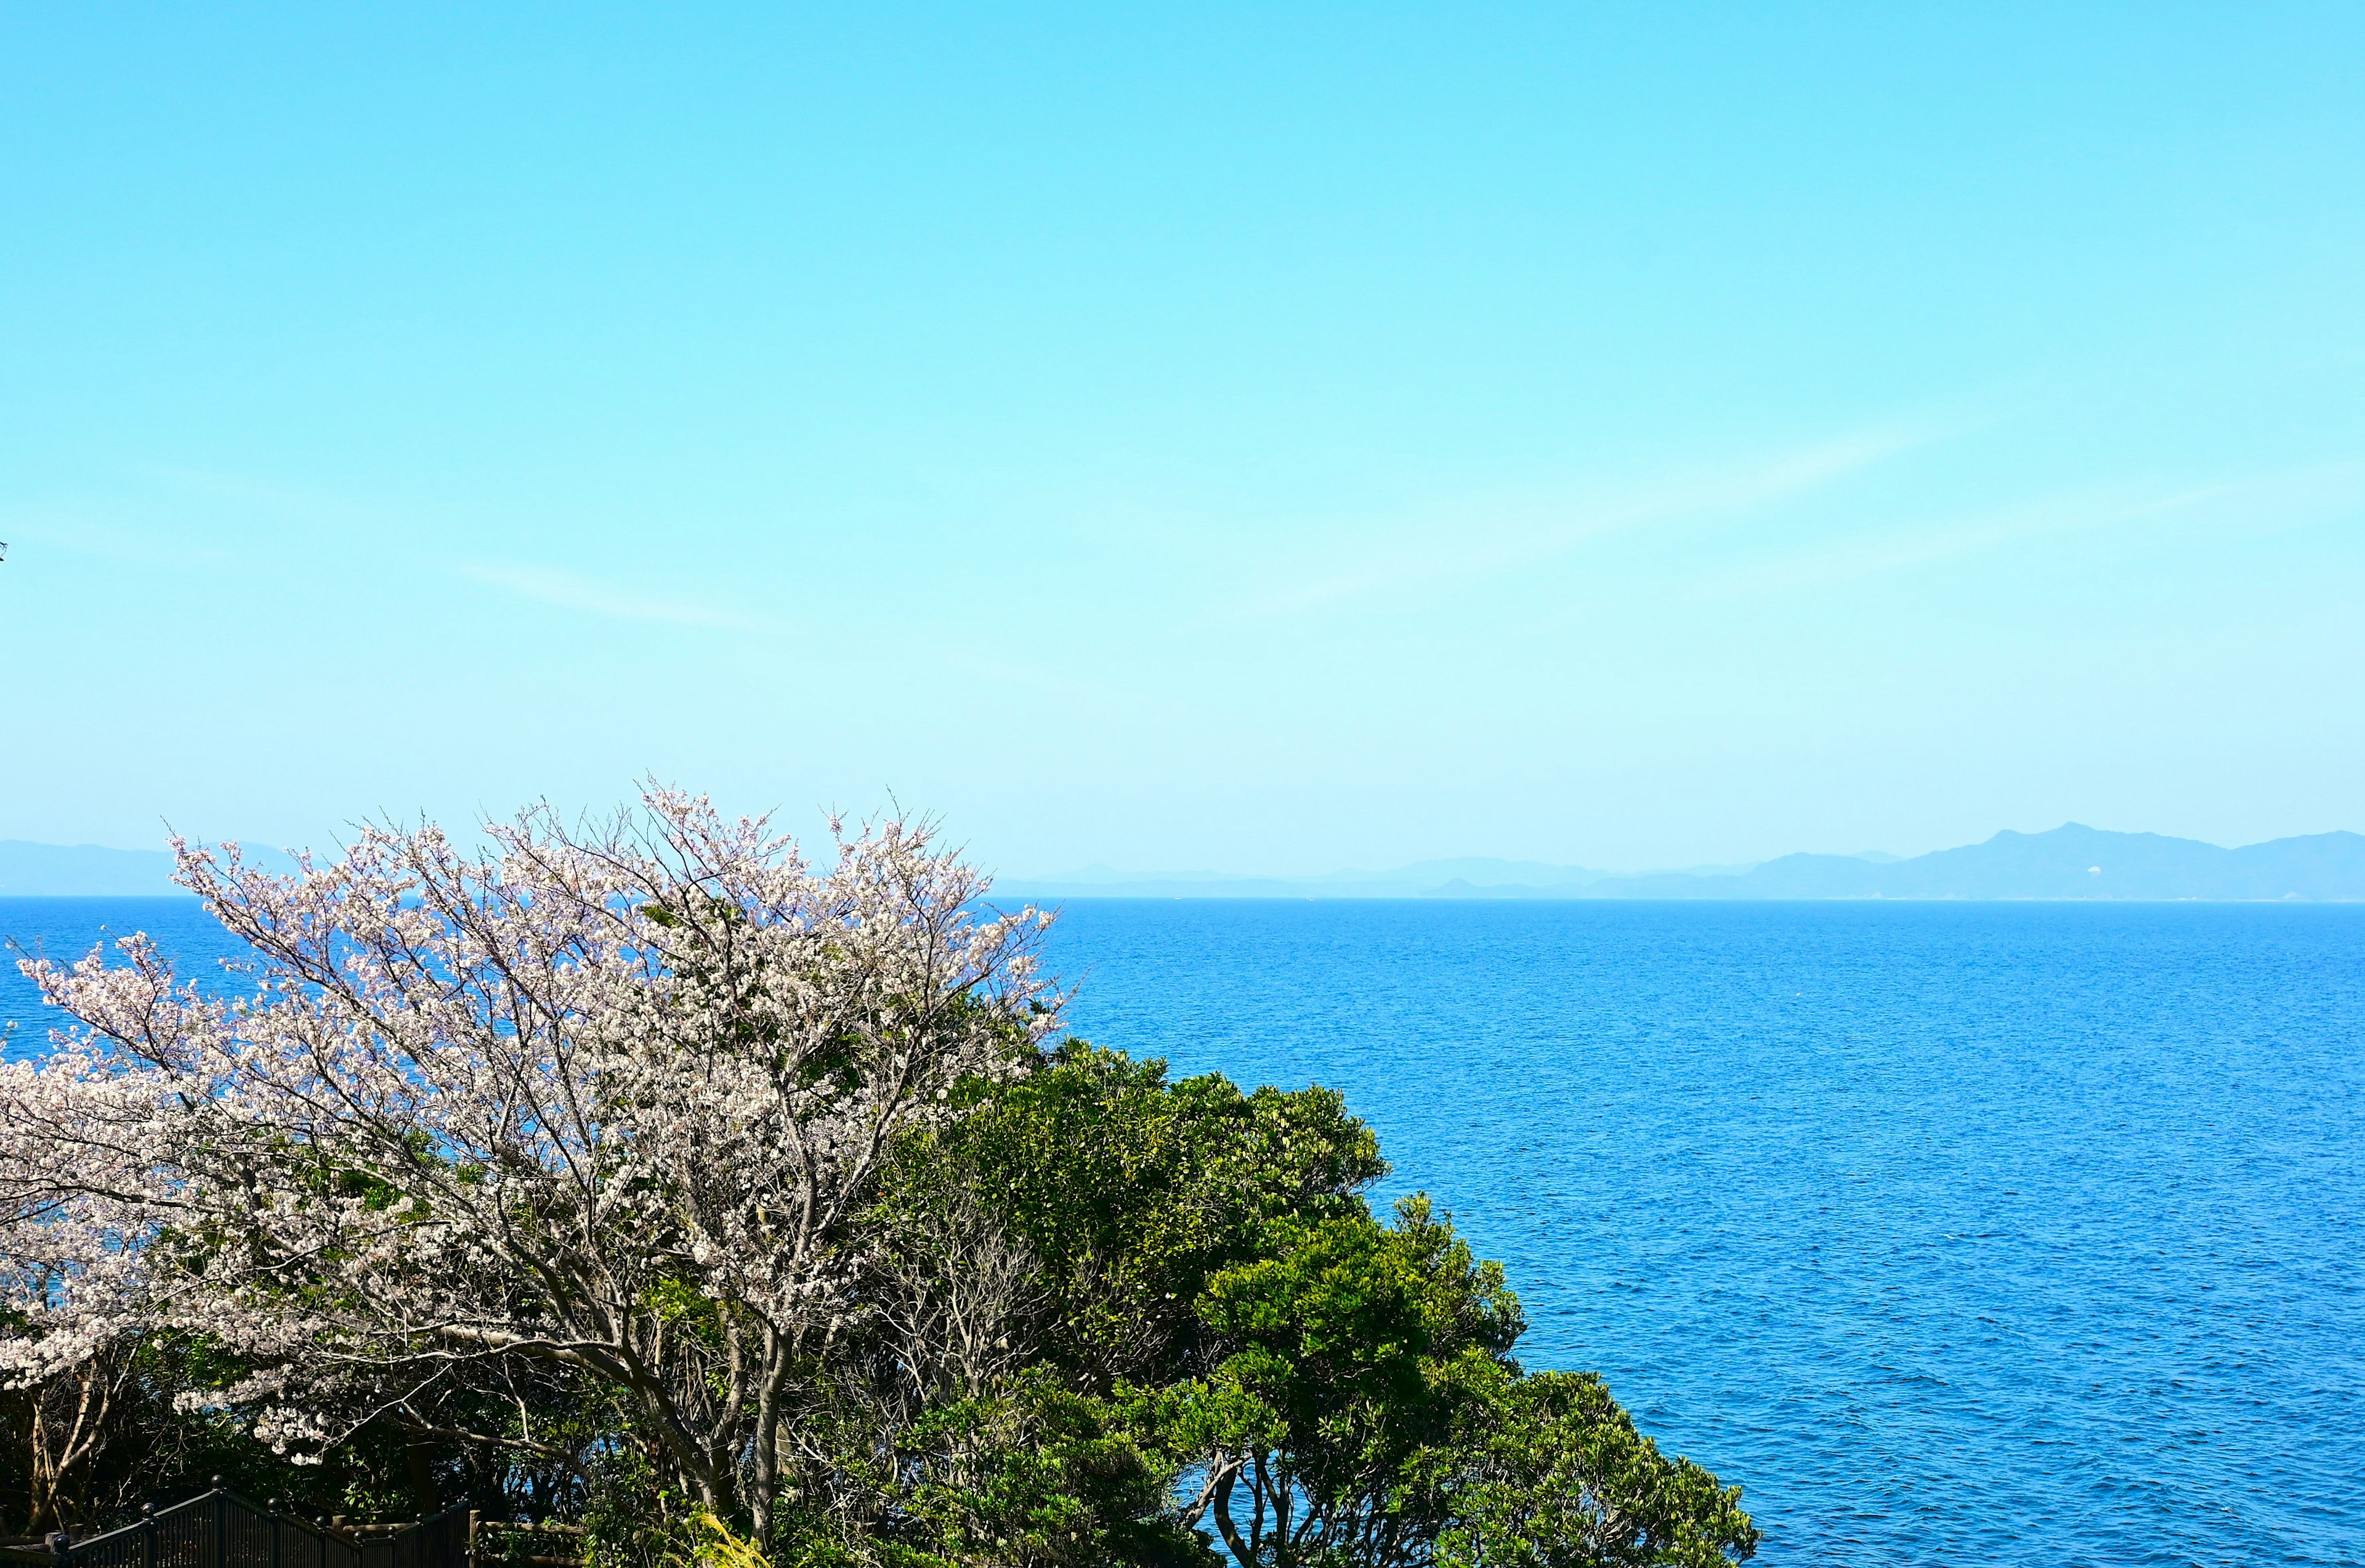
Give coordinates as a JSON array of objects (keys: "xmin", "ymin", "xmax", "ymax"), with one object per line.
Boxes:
[
  {"xmin": 1002, "ymin": 825, "xmax": 2365, "ymax": 902},
  {"xmin": 7, "ymin": 825, "xmax": 2361, "ymax": 901}
]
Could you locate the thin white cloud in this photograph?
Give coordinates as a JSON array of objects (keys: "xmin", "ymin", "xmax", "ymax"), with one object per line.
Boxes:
[
  {"xmin": 1222, "ymin": 421, "xmax": 1954, "ymax": 620},
  {"xmin": 1696, "ymin": 458, "xmax": 2365, "ymax": 598},
  {"xmin": 456, "ymin": 562, "xmax": 772, "ymax": 631}
]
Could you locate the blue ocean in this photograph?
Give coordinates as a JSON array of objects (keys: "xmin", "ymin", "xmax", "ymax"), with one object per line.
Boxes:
[{"xmin": 6, "ymin": 896, "xmax": 2361, "ymax": 1567}]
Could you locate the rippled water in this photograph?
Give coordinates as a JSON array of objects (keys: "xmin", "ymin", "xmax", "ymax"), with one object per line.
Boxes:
[
  {"xmin": 7, "ymin": 896, "xmax": 2362, "ymax": 1566},
  {"xmin": 1043, "ymin": 900, "xmax": 2365, "ymax": 1568},
  {"xmin": 2, "ymin": 899, "xmax": 256, "ymax": 1048}
]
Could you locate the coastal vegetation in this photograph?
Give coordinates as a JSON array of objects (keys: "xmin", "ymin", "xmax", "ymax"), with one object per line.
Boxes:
[{"xmin": 1, "ymin": 791, "xmax": 1756, "ymax": 1566}]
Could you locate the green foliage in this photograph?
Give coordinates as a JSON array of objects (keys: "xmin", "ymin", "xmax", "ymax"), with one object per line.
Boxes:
[
  {"xmin": 879, "ymin": 1373, "xmax": 1200, "ymax": 1568},
  {"xmin": 923, "ymin": 1041, "xmax": 1389, "ymax": 1389},
  {"xmin": 1429, "ymin": 1372, "xmax": 1760, "ymax": 1568},
  {"xmin": 10, "ymin": 1042, "xmax": 1757, "ymax": 1567},
  {"xmin": 791, "ymin": 1044, "xmax": 1755, "ymax": 1567},
  {"xmin": 1159, "ymin": 1197, "xmax": 1524, "ymax": 1564}
]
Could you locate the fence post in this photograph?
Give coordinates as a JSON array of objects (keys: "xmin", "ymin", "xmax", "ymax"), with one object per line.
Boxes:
[
  {"xmin": 271, "ymin": 1505, "xmax": 283, "ymax": 1568},
  {"xmin": 142, "ymin": 1504, "xmax": 156, "ymax": 1568},
  {"xmin": 212, "ymin": 1478, "xmax": 228, "ymax": 1568}
]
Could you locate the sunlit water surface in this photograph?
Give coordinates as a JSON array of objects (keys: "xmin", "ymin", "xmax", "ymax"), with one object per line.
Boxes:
[{"xmin": 7, "ymin": 896, "xmax": 2361, "ymax": 1567}]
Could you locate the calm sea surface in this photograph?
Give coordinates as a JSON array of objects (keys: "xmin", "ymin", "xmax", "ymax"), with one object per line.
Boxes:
[{"xmin": 6, "ymin": 896, "xmax": 2362, "ymax": 1567}]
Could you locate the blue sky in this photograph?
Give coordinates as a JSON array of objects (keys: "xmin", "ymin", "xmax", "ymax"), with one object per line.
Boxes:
[{"xmin": 3, "ymin": 4, "xmax": 2361, "ymax": 876}]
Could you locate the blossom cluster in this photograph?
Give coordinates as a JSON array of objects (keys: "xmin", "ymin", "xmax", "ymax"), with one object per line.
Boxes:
[{"xmin": 0, "ymin": 788, "xmax": 1057, "ymax": 1496}]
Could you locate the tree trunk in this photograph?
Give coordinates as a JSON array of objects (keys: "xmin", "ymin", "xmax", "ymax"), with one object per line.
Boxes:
[{"xmin": 1213, "ymin": 1465, "xmax": 1253, "ymax": 1567}]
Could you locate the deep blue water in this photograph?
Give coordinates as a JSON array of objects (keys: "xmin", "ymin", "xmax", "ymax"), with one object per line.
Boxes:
[
  {"xmin": 7, "ymin": 896, "xmax": 2362, "ymax": 1566},
  {"xmin": 2, "ymin": 899, "xmax": 259, "ymax": 1051}
]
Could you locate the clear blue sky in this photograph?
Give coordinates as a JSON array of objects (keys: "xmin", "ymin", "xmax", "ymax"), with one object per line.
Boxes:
[{"xmin": 4, "ymin": 4, "xmax": 2361, "ymax": 876}]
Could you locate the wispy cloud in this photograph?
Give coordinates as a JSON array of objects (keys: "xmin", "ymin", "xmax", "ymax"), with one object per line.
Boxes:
[
  {"xmin": 1221, "ymin": 421, "xmax": 1953, "ymax": 620},
  {"xmin": 1695, "ymin": 458, "xmax": 2365, "ymax": 598},
  {"xmin": 456, "ymin": 562, "xmax": 773, "ymax": 631}
]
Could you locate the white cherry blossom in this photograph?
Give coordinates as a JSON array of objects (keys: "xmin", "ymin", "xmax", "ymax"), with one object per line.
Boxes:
[{"xmin": 1, "ymin": 787, "xmax": 1058, "ymax": 1533}]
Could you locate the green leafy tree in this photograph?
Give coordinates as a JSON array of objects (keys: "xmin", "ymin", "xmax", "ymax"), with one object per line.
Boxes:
[
  {"xmin": 1428, "ymin": 1372, "xmax": 1759, "ymax": 1568},
  {"xmin": 763, "ymin": 1044, "xmax": 1758, "ymax": 1568},
  {"xmin": 1169, "ymin": 1196, "xmax": 1524, "ymax": 1564}
]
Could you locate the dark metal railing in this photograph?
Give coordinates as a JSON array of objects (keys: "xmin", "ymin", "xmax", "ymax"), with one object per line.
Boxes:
[{"xmin": 1, "ymin": 1484, "xmax": 475, "ymax": 1568}]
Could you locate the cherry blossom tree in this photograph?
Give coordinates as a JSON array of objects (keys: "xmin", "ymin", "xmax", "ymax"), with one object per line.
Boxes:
[
  {"xmin": 1, "ymin": 788, "xmax": 1056, "ymax": 1537},
  {"xmin": 0, "ymin": 1035, "xmax": 182, "ymax": 1531}
]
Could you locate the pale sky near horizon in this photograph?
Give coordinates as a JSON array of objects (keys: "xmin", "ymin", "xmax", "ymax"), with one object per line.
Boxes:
[{"xmin": 3, "ymin": 6, "xmax": 2361, "ymax": 877}]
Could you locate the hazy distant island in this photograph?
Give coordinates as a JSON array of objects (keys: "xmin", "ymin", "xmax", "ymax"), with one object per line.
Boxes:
[
  {"xmin": 1001, "ymin": 824, "xmax": 2365, "ymax": 903},
  {"xmin": 7, "ymin": 823, "xmax": 2362, "ymax": 902}
]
